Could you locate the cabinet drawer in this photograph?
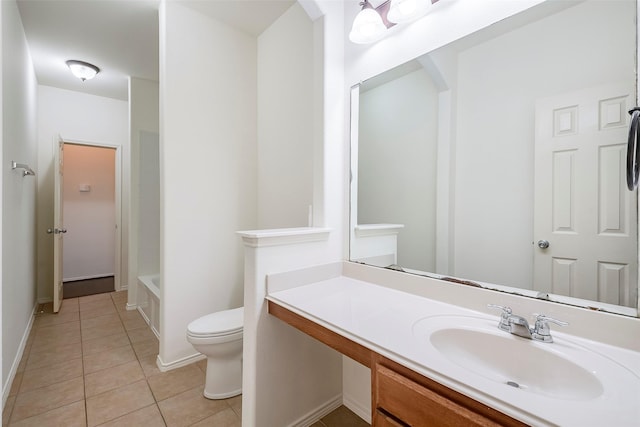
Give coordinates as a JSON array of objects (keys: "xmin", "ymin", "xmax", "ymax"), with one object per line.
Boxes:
[
  {"xmin": 375, "ymin": 364, "xmax": 501, "ymax": 427},
  {"xmin": 374, "ymin": 410, "xmax": 406, "ymax": 427}
]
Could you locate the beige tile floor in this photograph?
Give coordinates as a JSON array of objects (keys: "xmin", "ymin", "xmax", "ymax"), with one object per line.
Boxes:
[
  {"xmin": 2, "ymin": 291, "xmax": 368, "ymax": 427},
  {"xmin": 311, "ymin": 406, "xmax": 370, "ymax": 427}
]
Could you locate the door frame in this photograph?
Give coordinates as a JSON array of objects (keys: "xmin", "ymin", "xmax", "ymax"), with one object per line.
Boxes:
[
  {"xmin": 60, "ymin": 137, "xmax": 123, "ymax": 291},
  {"xmin": 53, "ymin": 137, "xmax": 64, "ymax": 312}
]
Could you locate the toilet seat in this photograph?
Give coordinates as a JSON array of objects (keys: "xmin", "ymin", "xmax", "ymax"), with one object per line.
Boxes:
[{"xmin": 187, "ymin": 307, "xmax": 243, "ymax": 338}]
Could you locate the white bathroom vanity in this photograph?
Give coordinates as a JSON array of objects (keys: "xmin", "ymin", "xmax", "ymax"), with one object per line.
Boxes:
[{"xmin": 266, "ymin": 262, "xmax": 640, "ymax": 426}]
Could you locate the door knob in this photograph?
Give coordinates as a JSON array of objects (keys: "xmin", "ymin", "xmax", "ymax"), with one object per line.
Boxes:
[{"xmin": 537, "ymin": 239, "xmax": 550, "ymax": 249}]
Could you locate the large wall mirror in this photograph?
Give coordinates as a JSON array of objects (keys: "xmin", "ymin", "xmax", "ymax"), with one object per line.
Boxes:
[{"xmin": 350, "ymin": 0, "xmax": 639, "ymax": 317}]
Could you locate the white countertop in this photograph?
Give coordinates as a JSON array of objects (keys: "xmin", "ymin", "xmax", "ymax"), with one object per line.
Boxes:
[{"xmin": 267, "ymin": 276, "xmax": 640, "ymax": 427}]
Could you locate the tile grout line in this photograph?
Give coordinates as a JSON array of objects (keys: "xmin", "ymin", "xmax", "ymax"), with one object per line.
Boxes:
[
  {"xmin": 118, "ymin": 302, "xmax": 235, "ymax": 427},
  {"xmin": 8, "ymin": 300, "xmax": 82, "ymax": 425},
  {"xmin": 83, "ymin": 294, "xmax": 121, "ymax": 426},
  {"xmin": 119, "ymin": 293, "xmax": 236, "ymax": 426},
  {"xmin": 113, "ymin": 292, "xmax": 169, "ymax": 427},
  {"xmin": 88, "ymin": 294, "xmax": 143, "ymax": 427},
  {"xmin": 9, "ymin": 309, "xmax": 38, "ymax": 424}
]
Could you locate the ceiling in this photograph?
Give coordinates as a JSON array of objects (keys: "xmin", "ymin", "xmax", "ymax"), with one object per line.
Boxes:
[{"xmin": 17, "ymin": 0, "xmax": 295, "ymax": 101}]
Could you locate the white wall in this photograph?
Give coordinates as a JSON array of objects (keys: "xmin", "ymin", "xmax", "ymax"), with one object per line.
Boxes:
[
  {"xmin": 358, "ymin": 68, "xmax": 439, "ymax": 272},
  {"xmin": 137, "ymin": 131, "xmax": 159, "ymax": 277},
  {"xmin": 128, "ymin": 77, "xmax": 159, "ymax": 308},
  {"xmin": 1, "ymin": 0, "xmax": 38, "ymax": 402},
  {"xmin": 453, "ymin": 0, "xmax": 635, "ymax": 288},
  {"xmin": 240, "ymin": 0, "xmax": 347, "ymax": 423},
  {"xmin": 36, "ymin": 86, "xmax": 128, "ymax": 301},
  {"xmin": 62, "ymin": 144, "xmax": 116, "ymax": 281},
  {"xmin": 257, "ymin": 3, "xmax": 314, "ymax": 228},
  {"xmin": 241, "ymin": 237, "xmax": 343, "ymax": 426},
  {"xmin": 0, "ymin": 1, "xmax": 3, "ymax": 404},
  {"xmin": 159, "ymin": 1, "xmax": 257, "ymax": 367}
]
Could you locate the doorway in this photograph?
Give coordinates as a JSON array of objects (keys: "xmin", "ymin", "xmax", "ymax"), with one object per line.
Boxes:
[{"xmin": 61, "ymin": 142, "xmax": 122, "ymax": 298}]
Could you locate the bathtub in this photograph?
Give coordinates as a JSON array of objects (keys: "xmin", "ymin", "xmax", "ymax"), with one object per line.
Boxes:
[{"xmin": 137, "ymin": 274, "xmax": 160, "ymax": 338}]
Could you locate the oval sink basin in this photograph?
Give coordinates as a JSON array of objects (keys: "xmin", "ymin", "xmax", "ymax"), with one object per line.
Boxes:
[
  {"xmin": 411, "ymin": 315, "xmax": 639, "ymax": 402},
  {"xmin": 429, "ymin": 327, "xmax": 603, "ymax": 400}
]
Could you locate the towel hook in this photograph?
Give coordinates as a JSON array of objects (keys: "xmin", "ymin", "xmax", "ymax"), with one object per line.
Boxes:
[{"xmin": 11, "ymin": 161, "xmax": 35, "ymax": 177}]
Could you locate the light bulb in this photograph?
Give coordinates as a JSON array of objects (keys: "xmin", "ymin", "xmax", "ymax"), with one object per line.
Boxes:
[
  {"xmin": 349, "ymin": 7, "xmax": 387, "ymax": 44},
  {"xmin": 387, "ymin": 0, "xmax": 431, "ymax": 24}
]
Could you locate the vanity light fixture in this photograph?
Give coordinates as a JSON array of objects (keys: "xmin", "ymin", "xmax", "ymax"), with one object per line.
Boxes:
[
  {"xmin": 349, "ymin": 0, "xmax": 438, "ymax": 44},
  {"xmin": 65, "ymin": 60, "xmax": 100, "ymax": 82}
]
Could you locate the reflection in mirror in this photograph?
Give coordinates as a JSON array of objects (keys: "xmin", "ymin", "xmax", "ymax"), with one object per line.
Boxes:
[{"xmin": 350, "ymin": 0, "xmax": 638, "ymax": 316}]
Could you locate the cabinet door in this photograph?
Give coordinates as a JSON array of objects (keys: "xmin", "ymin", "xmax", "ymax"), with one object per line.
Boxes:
[{"xmin": 375, "ymin": 364, "xmax": 500, "ymax": 427}]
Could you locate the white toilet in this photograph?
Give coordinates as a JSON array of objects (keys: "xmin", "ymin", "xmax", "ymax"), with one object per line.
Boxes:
[{"xmin": 186, "ymin": 307, "xmax": 244, "ymax": 399}]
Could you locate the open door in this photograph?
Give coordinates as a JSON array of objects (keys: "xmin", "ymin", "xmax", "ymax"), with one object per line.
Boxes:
[
  {"xmin": 53, "ymin": 138, "xmax": 66, "ymax": 312},
  {"xmin": 533, "ymin": 85, "xmax": 638, "ymax": 307}
]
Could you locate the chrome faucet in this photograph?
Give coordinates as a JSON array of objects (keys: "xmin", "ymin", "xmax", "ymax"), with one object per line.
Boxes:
[
  {"xmin": 488, "ymin": 305, "xmax": 568, "ymax": 343},
  {"xmin": 506, "ymin": 314, "xmax": 532, "ymax": 339}
]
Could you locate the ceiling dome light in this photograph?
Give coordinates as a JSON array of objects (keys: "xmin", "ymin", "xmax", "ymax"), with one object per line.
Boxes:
[
  {"xmin": 387, "ymin": 0, "xmax": 432, "ymax": 24},
  {"xmin": 65, "ymin": 60, "xmax": 100, "ymax": 82},
  {"xmin": 349, "ymin": 2, "xmax": 387, "ymax": 44}
]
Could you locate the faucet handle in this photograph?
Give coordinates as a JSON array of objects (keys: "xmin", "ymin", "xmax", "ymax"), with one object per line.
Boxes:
[
  {"xmin": 532, "ymin": 314, "xmax": 568, "ymax": 343},
  {"xmin": 487, "ymin": 304, "xmax": 512, "ymax": 332},
  {"xmin": 487, "ymin": 304, "xmax": 512, "ymax": 313}
]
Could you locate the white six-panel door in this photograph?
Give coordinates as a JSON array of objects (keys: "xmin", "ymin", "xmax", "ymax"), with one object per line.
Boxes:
[{"xmin": 534, "ymin": 84, "xmax": 638, "ymax": 307}]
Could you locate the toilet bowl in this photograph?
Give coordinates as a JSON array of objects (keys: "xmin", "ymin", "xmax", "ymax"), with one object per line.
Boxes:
[{"xmin": 186, "ymin": 307, "xmax": 243, "ymax": 399}]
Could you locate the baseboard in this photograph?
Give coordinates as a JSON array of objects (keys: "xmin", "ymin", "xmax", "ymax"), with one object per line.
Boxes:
[
  {"xmin": 3, "ymin": 301, "xmax": 38, "ymax": 408},
  {"xmin": 289, "ymin": 393, "xmax": 343, "ymax": 427},
  {"xmin": 156, "ymin": 352, "xmax": 205, "ymax": 373},
  {"xmin": 63, "ymin": 274, "xmax": 114, "ymax": 282},
  {"xmin": 126, "ymin": 302, "xmax": 138, "ymax": 311},
  {"xmin": 136, "ymin": 305, "xmax": 150, "ymax": 323},
  {"xmin": 343, "ymin": 392, "xmax": 372, "ymax": 424},
  {"xmin": 150, "ymin": 323, "xmax": 160, "ymax": 340}
]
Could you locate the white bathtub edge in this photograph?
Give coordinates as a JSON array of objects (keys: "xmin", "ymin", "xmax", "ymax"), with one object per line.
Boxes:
[{"xmin": 138, "ymin": 274, "xmax": 160, "ymax": 300}]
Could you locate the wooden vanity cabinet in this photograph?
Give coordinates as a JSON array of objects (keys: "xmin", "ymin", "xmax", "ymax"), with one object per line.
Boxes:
[
  {"xmin": 372, "ymin": 357, "xmax": 525, "ymax": 427},
  {"xmin": 268, "ymin": 301, "xmax": 529, "ymax": 427}
]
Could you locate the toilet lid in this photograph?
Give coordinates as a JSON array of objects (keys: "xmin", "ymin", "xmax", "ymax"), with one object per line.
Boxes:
[{"xmin": 187, "ymin": 307, "xmax": 244, "ymax": 337}]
